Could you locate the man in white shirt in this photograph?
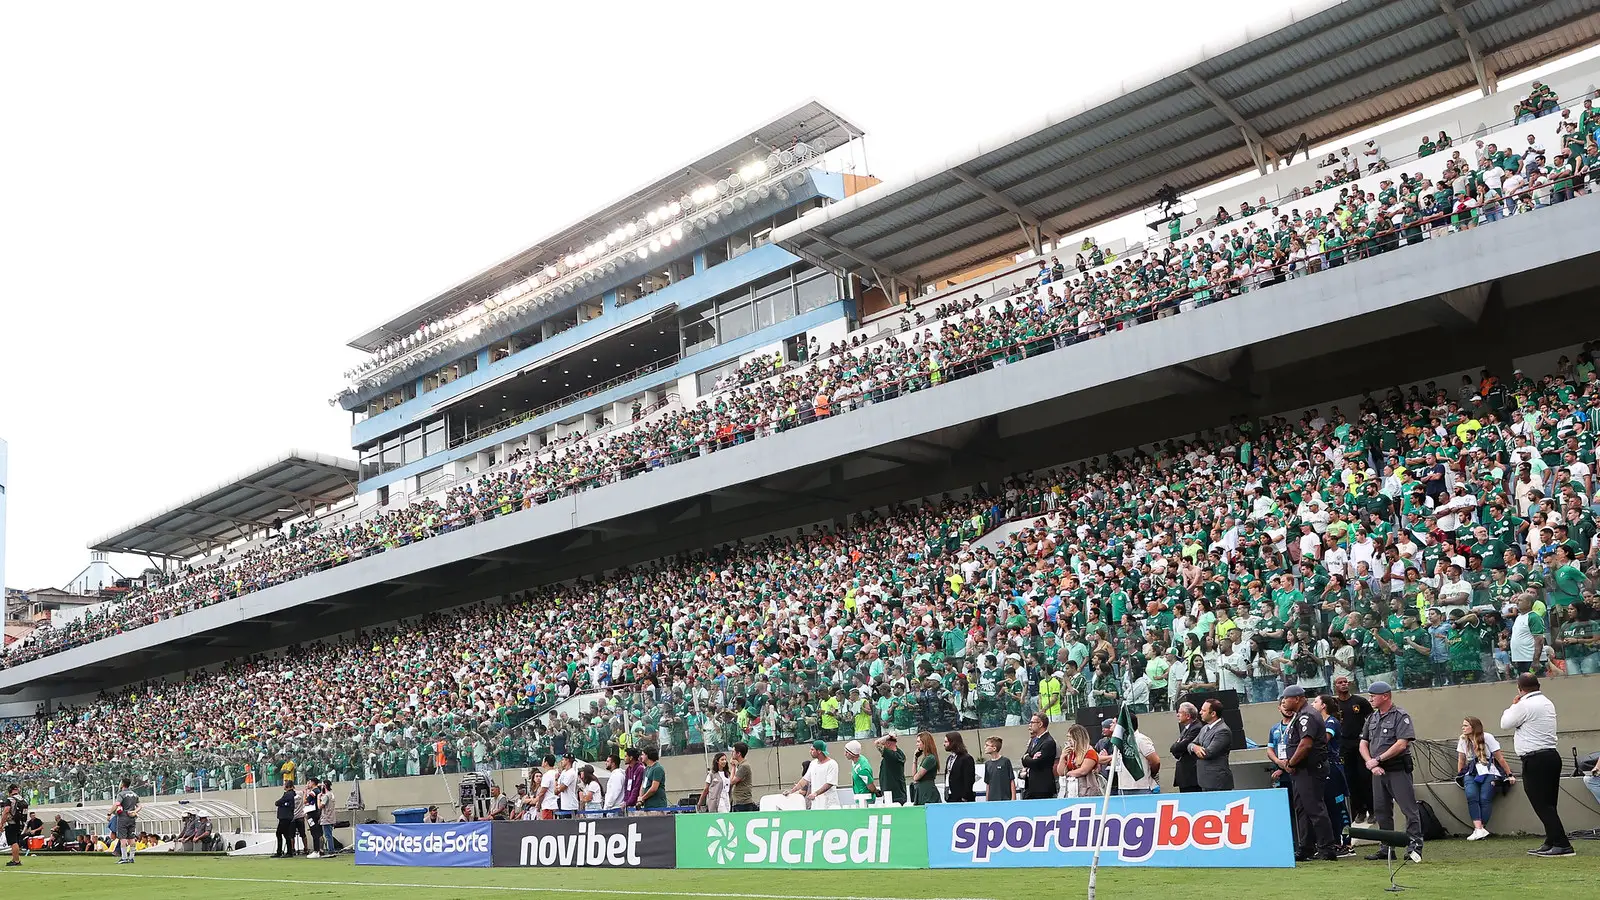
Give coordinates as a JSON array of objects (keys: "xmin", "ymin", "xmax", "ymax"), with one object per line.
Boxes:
[
  {"xmin": 556, "ymin": 754, "xmax": 581, "ymax": 816},
  {"xmin": 785, "ymin": 741, "xmax": 841, "ymax": 809},
  {"xmin": 1108, "ymin": 714, "xmax": 1161, "ymax": 795},
  {"xmin": 1500, "ymin": 674, "xmax": 1571, "ymax": 856},
  {"xmin": 536, "ymin": 755, "xmax": 560, "ymax": 820}
]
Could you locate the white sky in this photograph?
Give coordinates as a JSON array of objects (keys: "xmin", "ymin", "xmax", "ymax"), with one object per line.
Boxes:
[{"xmin": 0, "ymin": 0, "xmax": 1570, "ymax": 589}]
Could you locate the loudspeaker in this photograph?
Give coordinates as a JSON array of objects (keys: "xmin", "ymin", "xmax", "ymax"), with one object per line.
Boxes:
[{"xmin": 1176, "ymin": 690, "xmax": 1246, "ymax": 751}]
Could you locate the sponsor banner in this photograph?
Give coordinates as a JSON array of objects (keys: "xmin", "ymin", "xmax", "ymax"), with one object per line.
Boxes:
[
  {"xmin": 354, "ymin": 822, "xmax": 492, "ymax": 867},
  {"xmin": 676, "ymin": 807, "xmax": 927, "ymax": 869},
  {"xmin": 927, "ymin": 789, "xmax": 1293, "ymax": 868},
  {"xmin": 491, "ymin": 817, "xmax": 676, "ymax": 868}
]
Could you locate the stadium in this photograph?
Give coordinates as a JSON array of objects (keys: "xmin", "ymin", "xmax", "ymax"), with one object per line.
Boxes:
[{"xmin": 7, "ymin": 0, "xmax": 1600, "ymax": 897}]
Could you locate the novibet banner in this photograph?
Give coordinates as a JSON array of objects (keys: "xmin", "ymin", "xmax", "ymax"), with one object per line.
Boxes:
[
  {"xmin": 677, "ymin": 807, "xmax": 928, "ymax": 869},
  {"xmin": 491, "ymin": 817, "xmax": 676, "ymax": 868},
  {"xmin": 925, "ymin": 790, "xmax": 1293, "ymax": 868}
]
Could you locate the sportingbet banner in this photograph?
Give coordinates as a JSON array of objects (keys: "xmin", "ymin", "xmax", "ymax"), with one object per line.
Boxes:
[
  {"xmin": 675, "ymin": 807, "xmax": 928, "ymax": 869},
  {"xmin": 926, "ymin": 789, "xmax": 1293, "ymax": 868},
  {"xmin": 354, "ymin": 822, "xmax": 492, "ymax": 867}
]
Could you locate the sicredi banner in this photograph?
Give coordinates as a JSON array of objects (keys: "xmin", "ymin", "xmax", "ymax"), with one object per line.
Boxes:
[
  {"xmin": 926, "ymin": 790, "xmax": 1293, "ymax": 868},
  {"xmin": 491, "ymin": 817, "xmax": 676, "ymax": 868},
  {"xmin": 355, "ymin": 822, "xmax": 492, "ymax": 867},
  {"xmin": 676, "ymin": 807, "xmax": 928, "ymax": 869}
]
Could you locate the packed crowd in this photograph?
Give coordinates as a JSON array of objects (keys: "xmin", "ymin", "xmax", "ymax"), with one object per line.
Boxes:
[
  {"xmin": 10, "ymin": 344, "xmax": 1600, "ymax": 800},
  {"xmin": 12, "ymin": 95, "xmax": 1600, "ymax": 674}
]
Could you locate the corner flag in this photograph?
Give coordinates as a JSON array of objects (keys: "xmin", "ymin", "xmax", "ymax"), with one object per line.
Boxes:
[{"xmin": 1109, "ymin": 703, "xmax": 1144, "ymax": 781}]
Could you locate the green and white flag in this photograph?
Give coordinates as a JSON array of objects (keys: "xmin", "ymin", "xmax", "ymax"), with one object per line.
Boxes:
[{"xmin": 1108, "ymin": 703, "xmax": 1144, "ymax": 782}]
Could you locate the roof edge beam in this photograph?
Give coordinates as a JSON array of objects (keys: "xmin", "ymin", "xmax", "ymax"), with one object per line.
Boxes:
[
  {"xmin": 1182, "ymin": 70, "xmax": 1280, "ymax": 175},
  {"xmin": 1437, "ymin": 0, "xmax": 1497, "ymax": 96},
  {"xmin": 951, "ymin": 168, "xmax": 1052, "ymax": 253},
  {"xmin": 807, "ymin": 233, "xmax": 914, "ymax": 291}
]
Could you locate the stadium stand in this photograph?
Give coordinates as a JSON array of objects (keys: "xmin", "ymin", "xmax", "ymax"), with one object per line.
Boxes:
[
  {"xmin": 10, "ymin": 345, "xmax": 1600, "ymax": 800},
  {"xmin": 6, "ymin": 87, "xmax": 1596, "ymax": 673},
  {"xmin": 10, "ymin": 3, "xmax": 1600, "ymax": 831}
]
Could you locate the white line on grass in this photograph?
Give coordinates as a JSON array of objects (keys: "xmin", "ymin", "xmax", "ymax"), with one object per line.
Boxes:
[{"xmin": 10, "ymin": 869, "xmax": 997, "ymax": 900}]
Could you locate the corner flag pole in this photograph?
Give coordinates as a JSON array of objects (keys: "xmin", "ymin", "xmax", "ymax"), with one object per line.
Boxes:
[{"xmin": 1086, "ymin": 704, "xmax": 1123, "ymax": 900}]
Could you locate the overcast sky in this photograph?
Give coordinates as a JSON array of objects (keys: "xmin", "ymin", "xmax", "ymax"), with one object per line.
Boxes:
[{"xmin": 0, "ymin": 0, "xmax": 1569, "ymax": 590}]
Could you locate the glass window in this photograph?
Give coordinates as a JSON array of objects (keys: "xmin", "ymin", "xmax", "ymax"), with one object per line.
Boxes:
[
  {"xmin": 403, "ymin": 436, "xmax": 423, "ymax": 465},
  {"xmin": 424, "ymin": 420, "xmax": 446, "ymax": 457},
  {"xmin": 718, "ymin": 304, "xmax": 754, "ymax": 343},
  {"xmin": 381, "ymin": 437, "xmax": 403, "ymax": 472},
  {"xmin": 728, "ymin": 228, "xmax": 753, "ymax": 259},
  {"xmin": 704, "ymin": 242, "xmax": 728, "ymax": 269},
  {"xmin": 795, "ymin": 271, "xmax": 837, "ymax": 313},
  {"xmin": 696, "ymin": 361, "xmax": 739, "ymax": 396}
]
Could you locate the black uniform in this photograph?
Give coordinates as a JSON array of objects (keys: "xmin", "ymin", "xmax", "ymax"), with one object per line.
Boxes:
[
  {"xmin": 2, "ymin": 795, "xmax": 26, "ymax": 849},
  {"xmin": 1337, "ymin": 694, "xmax": 1374, "ymax": 821},
  {"xmin": 1284, "ymin": 706, "xmax": 1336, "ymax": 860}
]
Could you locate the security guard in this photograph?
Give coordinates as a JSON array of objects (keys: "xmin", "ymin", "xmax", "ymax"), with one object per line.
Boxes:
[
  {"xmin": 1358, "ymin": 681, "xmax": 1423, "ymax": 862},
  {"xmin": 1281, "ymin": 685, "xmax": 1337, "ymax": 862}
]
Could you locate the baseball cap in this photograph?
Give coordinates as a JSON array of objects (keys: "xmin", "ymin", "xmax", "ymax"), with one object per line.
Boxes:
[{"xmin": 812, "ymin": 739, "xmax": 828, "ymax": 752}]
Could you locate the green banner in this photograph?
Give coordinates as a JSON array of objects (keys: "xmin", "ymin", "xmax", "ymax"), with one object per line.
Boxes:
[{"xmin": 675, "ymin": 807, "xmax": 928, "ymax": 869}]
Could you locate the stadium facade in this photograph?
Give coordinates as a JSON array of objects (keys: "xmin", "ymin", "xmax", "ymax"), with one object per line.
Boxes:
[
  {"xmin": 8, "ymin": 0, "xmax": 1600, "ymax": 720},
  {"xmin": 336, "ymin": 101, "xmax": 870, "ymax": 506}
]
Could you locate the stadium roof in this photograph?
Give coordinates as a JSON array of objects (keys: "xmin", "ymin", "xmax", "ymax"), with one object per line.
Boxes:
[
  {"xmin": 773, "ymin": 0, "xmax": 1600, "ymax": 288},
  {"xmin": 348, "ymin": 99, "xmax": 865, "ymax": 351},
  {"xmin": 89, "ymin": 450, "xmax": 358, "ymax": 560}
]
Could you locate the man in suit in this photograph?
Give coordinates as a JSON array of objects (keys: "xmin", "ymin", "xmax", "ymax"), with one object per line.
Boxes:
[
  {"xmin": 273, "ymin": 780, "xmax": 297, "ymax": 858},
  {"xmin": 1020, "ymin": 713, "xmax": 1059, "ymax": 799},
  {"xmin": 1170, "ymin": 702, "xmax": 1204, "ymax": 792},
  {"xmin": 1190, "ymin": 698, "xmax": 1235, "ymax": 791}
]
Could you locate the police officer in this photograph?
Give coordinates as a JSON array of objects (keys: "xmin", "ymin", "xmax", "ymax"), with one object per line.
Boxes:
[
  {"xmin": 1358, "ymin": 681, "xmax": 1422, "ymax": 863},
  {"xmin": 1281, "ymin": 685, "xmax": 1337, "ymax": 862}
]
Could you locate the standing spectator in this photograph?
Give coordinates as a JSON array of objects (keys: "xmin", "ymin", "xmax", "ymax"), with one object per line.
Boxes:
[
  {"xmin": 556, "ymin": 754, "xmax": 581, "ymax": 818},
  {"xmin": 1170, "ymin": 702, "xmax": 1204, "ymax": 792},
  {"xmin": 728, "ymin": 743, "xmax": 757, "ymax": 812},
  {"xmin": 944, "ymin": 733, "xmax": 977, "ymax": 802},
  {"xmin": 1057, "ymin": 723, "xmax": 1102, "ymax": 798},
  {"xmin": 1280, "ymin": 686, "xmax": 1337, "ymax": 862},
  {"xmin": 697, "ymin": 753, "xmax": 730, "ymax": 814},
  {"xmin": 873, "ymin": 735, "xmax": 906, "ymax": 805},
  {"xmin": 292, "ymin": 782, "xmax": 309, "ymax": 855},
  {"xmin": 911, "ymin": 732, "xmax": 941, "ymax": 805},
  {"xmin": 1109, "ymin": 712, "xmax": 1160, "ymax": 796},
  {"xmin": 1189, "ymin": 697, "xmax": 1235, "ymax": 791},
  {"xmin": 318, "ymin": 779, "xmax": 336, "ymax": 854},
  {"xmin": 1457, "ymin": 715, "xmax": 1514, "ymax": 840},
  {"xmin": 304, "ymin": 781, "xmax": 322, "ymax": 858},
  {"xmin": 621, "ymin": 749, "xmax": 644, "ymax": 809},
  {"xmin": 536, "ymin": 755, "xmax": 559, "ymax": 820},
  {"xmin": 599, "ymin": 757, "xmax": 624, "ymax": 814},
  {"xmin": 845, "ymin": 740, "xmax": 879, "ymax": 803},
  {"xmin": 1358, "ymin": 682, "xmax": 1423, "ymax": 863},
  {"xmin": 577, "ymin": 766, "xmax": 604, "ymax": 813},
  {"xmin": 1500, "ymin": 674, "xmax": 1573, "ymax": 857},
  {"xmin": 273, "ymin": 780, "xmax": 296, "ymax": 859},
  {"xmin": 635, "ymin": 748, "xmax": 668, "ymax": 814},
  {"xmin": 982, "ymin": 737, "xmax": 1015, "ymax": 802},
  {"xmin": 1020, "ymin": 713, "xmax": 1059, "ymax": 799},
  {"xmin": 1334, "ymin": 675, "xmax": 1374, "ymax": 825}
]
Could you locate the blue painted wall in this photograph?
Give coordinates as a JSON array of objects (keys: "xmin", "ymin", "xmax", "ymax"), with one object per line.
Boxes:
[{"xmin": 356, "ymin": 299, "xmax": 849, "ymax": 494}]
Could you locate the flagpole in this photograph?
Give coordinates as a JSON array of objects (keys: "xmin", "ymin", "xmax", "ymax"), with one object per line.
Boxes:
[{"xmin": 1086, "ymin": 703, "xmax": 1123, "ymax": 900}]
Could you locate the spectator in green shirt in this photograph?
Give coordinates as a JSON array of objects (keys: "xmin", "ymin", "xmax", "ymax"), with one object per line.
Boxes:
[
  {"xmin": 1554, "ymin": 600, "xmax": 1600, "ymax": 676},
  {"xmin": 636, "ymin": 747, "xmax": 668, "ymax": 811}
]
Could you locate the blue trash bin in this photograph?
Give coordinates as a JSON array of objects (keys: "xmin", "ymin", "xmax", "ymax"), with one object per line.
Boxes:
[{"xmin": 391, "ymin": 806, "xmax": 427, "ymax": 824}]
